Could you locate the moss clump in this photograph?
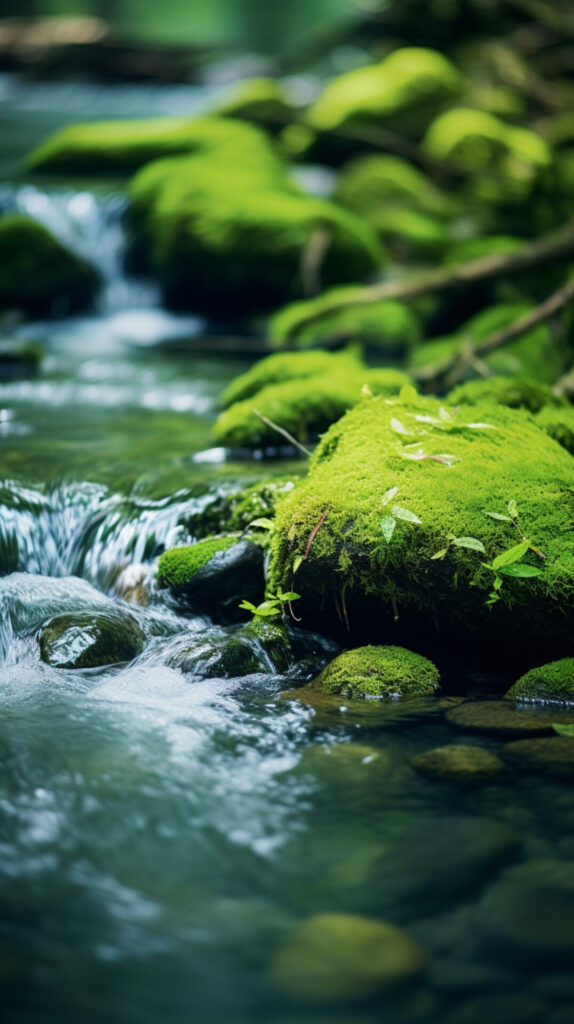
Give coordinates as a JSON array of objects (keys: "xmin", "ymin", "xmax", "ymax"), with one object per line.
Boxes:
[
  {"xmin": 315, "ymin": 645, "xmax": 440, "ymax": 699},
  {"xmin": 269, "ymin": 286, "xmax": 421, "ymax": 353},
  {"xmin": 157, "ymin": 536, "xmax": 236, "ymax": 588},
  {"xmin": 177, "ymin": 478, "xmax": 297, "ymax": 539},
  {"xmin": 409, "ymin": 303, "xmax": 569, "ymax": 384},
  {"xmin": 214, "ymin": 367, "xmax": 409, "ymax": 448},
  {"xmin": 269, "ymin": 393, "xmax": 574, "ymax": 660},
  {"xmin": 128, "ymin": 149, "xmax": 383, "ymax": 315},
  {"xmin": 0, "ymin": 214, "xmax": 99, "ymax": 314},
  {"xmin": 221, "ymin": 348, "xmax": 362, "ymax": 409},
  {"xmin": 535, "ymin": 406, "xmax": 574, "ymax": 456},
  {"xmin": 411, "ymin": 745, "xmax": 505, "ymax": 783},
  {"xmin": 207, "ymin": 77, "xmax": 295, "ymax": 130},
  {"xmin": 507, "ymin": 659, "xmax": 574, "ymax": 702},
  {"xmin": 26, "ymin": 115, "xmax": 284, "ymax": 176},
  {"xmin": 448, "ymin": 377, "xmax": 566, "ymax": 414},
  {"xmin": 308, "ymin": 48, "xmax": 461, "ymax": 133},
  {"xmin": 336, "ymin": 154, "xmax": 454, "ymax": 220}
]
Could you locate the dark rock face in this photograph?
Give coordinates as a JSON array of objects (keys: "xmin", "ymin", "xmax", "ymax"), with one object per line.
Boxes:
[
  {"xmin": 39, "ymin": 610, "xmax": 145, "ymax": 669},
  {"xmin": 165, "ymin": 540, "xmax": 265, "ymax": 622}
]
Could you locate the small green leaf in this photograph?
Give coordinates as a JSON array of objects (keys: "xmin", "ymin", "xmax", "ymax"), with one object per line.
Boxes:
[
  {"xmin": 497, "ymin": 563, "xmax": 543, "ymax": 578},
  {"xmin": 248, "ymin": 517, "xmax": 275, "ymax": 531},
  {"xmin": 390, "ymin": 417, "xmax": 414, "ymax": 436},
  {"xmin": 382, "ymin": 486, "xmax": 399, "ymax": 506},
  {"xmin": 254, "ymin": 600, "xmax": 281, "ymax": 617},
  {"xmin": 486, "ymin": 592, "xmax": 501, "ymax": 605},
  {"xmin": 238, "ymin": 600, "xmax": 257, "ymax": 613},
  {"xmin": 552, "ymin": 724, "xmax": 574, "ymax": 737},
  {"xmin": 277, "ymin": 590, "xmax": 300, "ymax": 602},
  {"xmin": 431, "ymin": 548, "xmax": 448, "ymax": 560},
  {"xmin": 507, "ymin": 499, "xmax": 518, "ymax": 519},
  {"xmin": 492, "ymin": 539, "xmax": 531, "ymax": 571},
  {"xmin": 292, "ymin": 554, "xmax": 304, "ymax": 574},
  {"xmin": 451, "ymin": 536, "xmax": 486, "ymax": 553},
  {"xmin": 465, "ymin": 422, "xmax": 497, "ymax": 430},
  {"xmin": 361, "ymin": 383, "xmax": 373, "ymax": 397},
  {"xmin": 493, "ymin": 576, "xmax": 503, "ymax": 591},
  {"xmin": 392, "ymin": 505, "xmax": 422, "ymax": 525},
  {"xmin": 438, "ymin": 406, "xmax": 452, "ymax": 423},
  {"xmin": 485, "ymin": 511, "xmax": 513, "ymax": 522},
  {"xmin": 381, "ymin": 515, "xmax": 397, "ymax": 543},
  {"xmin": 399, "ymin": 384, "xmax": 418, "ymax": 404}
]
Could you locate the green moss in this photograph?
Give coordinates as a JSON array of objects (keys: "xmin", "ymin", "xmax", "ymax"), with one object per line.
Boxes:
[
  {"xmin": 0, "ymin": 214, "xmax": 99, "ymax": 314},
  {"xmin": 370, "ymin": 207, "xmax": 449, "ymax": 257},
  {"xmin": 221, "ymin": 348, "xmax": 362, "ymax": 408},
  {"xmin": 443, "ymin": 235, "xmax": 524, "ymax": 267},
  {"xmin": 214, "ymin": 367, "xmax": 410, "ymax": 448},
  {"xmin": 535, "ymin": 406, "xmax": 574, "ymax": 455},
  {"xmin": 336, "ymin": 154, "xmax": 453, "ymax": 219},
  {"xmin": 128, "ymin": 151, "xmax": 383, "ymax": 315},
  {"xmin": 448, "ymin": 377, "xmax": 566, "ymax": 414},
  {"xmin": 26, "ymin": 115, "xmax": 284, "ymax": 176},
  {"xmin": 270, "ymin": 393, "xmax": 574, "ymax": 652},
  {"xmin": 409, "ymin": 303, "xmax": 569, "ymax": 384},
  {"xmin": 240, "ymin": 618, "xmax": 292, "ymax": 673},
  {"xmin": 269, "ymin": 285, "xmax": 421, "ymax": 353},
  {"xmin": 507, "ymin": 659, "xmax": 574, "ymax": 701},
  {"xmin": 157, "ymin": 536, "xmax": 236, "ymax": 587},
  {"xmin": 208, "ymin": 77, "xmax": 295, "ymax": 128},
  {"xmin": 315, "ymin": 645, "xmax": 440, "ymax": 698},
  {"xmin": 308, "ymin": 48, "xmax": 461, "ymax": 132}
]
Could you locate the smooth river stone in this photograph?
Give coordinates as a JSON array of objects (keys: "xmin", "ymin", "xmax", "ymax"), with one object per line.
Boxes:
[
  {"xmin": 411, "ymin": 744, "xmax": 505, "ymax": 784},
  {"xmin": 445, "ymin": 700, "xmax": 574, "ymax": 738},
  {"xmin": 502, "ymin": 736, "xmax": 574, "ymax": 779}
]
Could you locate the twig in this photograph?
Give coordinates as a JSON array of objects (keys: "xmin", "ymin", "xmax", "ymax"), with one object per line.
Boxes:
[
  {"xmin": 300, "ymin": 226, "xmax": 332, "ymax": 296},
  {"xmin": 251, "ymin": 407, "xmax": 311, "ymax": 456},
  {"xmin": 414, "ymin": 277, "xmax": 574, "ymax": 390},
  {"xmin": 304, "ymin": 509, "xmax": 329, "ymax": 559},
  {"xmin": 285, "ymin": 219, "xmax": 574, "ymax": 341}
]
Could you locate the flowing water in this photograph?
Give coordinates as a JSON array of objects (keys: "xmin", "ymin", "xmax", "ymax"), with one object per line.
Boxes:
[{"xmin": 1, "ymin": 74, "xmax": 574, "ymax": 1024}]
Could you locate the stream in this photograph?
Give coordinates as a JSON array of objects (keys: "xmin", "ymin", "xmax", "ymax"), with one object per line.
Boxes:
[{"xmin": 1, "ymin": 73, "xmax": 574, "ymax": 1024}]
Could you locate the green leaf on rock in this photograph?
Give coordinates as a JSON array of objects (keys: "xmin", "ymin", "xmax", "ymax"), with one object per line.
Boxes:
[
  {"xmin": 492, "ymin": 539, "xmax": 530, "ymax": 571},
  {"xmin": 392, "ymin": 505, "xmax": 422, "ymax": 525},
  {"xmin": 381, "ymin": 515, "xmax": 397, "ymax": 543}
]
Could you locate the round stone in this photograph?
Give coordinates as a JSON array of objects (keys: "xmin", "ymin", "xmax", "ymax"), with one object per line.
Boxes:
[
  {"xmin": 502, "ymin": 737, "xmax": 574, "ymax": 779},
  {"xmin": 446, "ymin": 700, "xmax": 574, "ymax": 738},
  {"xmin": 411, "ymin": 745, "xmax": 505, "ymax": 784}
]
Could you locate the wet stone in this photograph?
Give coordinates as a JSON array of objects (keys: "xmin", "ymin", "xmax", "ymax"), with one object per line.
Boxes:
[
  {"xmin": 446, "ymin": 700, "xmax": 574, "ymax": 738},
  {"xmin": 411, "ymin": 745, "xmax": 505, "ymax": 784},
  {"xmin": 39, "ymin": 610, "xmax": 145, "ymax": 669},
  {"xmin": 502, "ymin": 737, "xmax": 574, "ymax": 779},
  {"xmin": 163, "ymin": 539, "xmax": 265, "ymax": 622}
]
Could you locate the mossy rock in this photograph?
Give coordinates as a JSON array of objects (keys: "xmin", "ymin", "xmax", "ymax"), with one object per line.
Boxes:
[
  {"xmin": 214, "ymin": 367, "xmax": 409, "ymax": 449},
  {"xmin": 308, "ymin": 48, "xmax": 461, "ymax": 134},
  {"xmin": 0, "ymin": 214, "xmax": 99, "ymax": 314},
  {"xmin": 0, "ymin": 340, "xmax": 42, "ymax": 381},
  {"xmin": 507, "ymin": 658, "xmax": 574, "ymax": 702},
  {"xmin": 314, "ymin": 645, "xmax": 440, "ymax": 699},
  {"xmin": 207, "ymin": 77, "xmax": 295, "ymax": 130},
  {"xmin": 39, "ymin": 611, "xmax": 144, "ymax": 669},
  {"xmin": 221, "ymin": 348, "xmax": 362, "ymax": 409},
  {"xmin": 369, "ymin": 207, "xmax": 450, "ymax": 259},
  {"xmin": 446, "ymin": 700, "xmax": 574, "ymax": 738},
  {"xmin": 335, "ymin": 154, "xmax": 454, "ymax": 220},
  {"xmin": 269, "ymin": 286, "xmax": 421, "ymax": 354},
  {"xmin": 269, "ymin": 393, "xmax": 574, "ymax": 663},
  {"xmin": 411, "ymin": 744, "xmax": 505, "ymax": 784},
  {"xmin": 26, "ymin": 115, "xmax": 283, "ymax": 176},
  {"xmin": 127, "ymin": 149, "xmax": 383, "ymax": 316},
  {"xmin": 164, "ymin": 619, "xmax": 292, "ymax": 678},
  {"xmin": 176, "ymin": 478, "xmax": 297, "ymax": 540},
  {"xmin": 269, "ymin": 912, "xmax": 428, "ymax": 1002},
  {"xmin": 535, "ymin": 405, "xmax": 574, "ymax": 455},
  {"xmin": 502, "ymin": 738, "xmax": 574, "ymax": 780},
  {"xmin": 448, "ymin": 377, "xmax": 566, "ymax": 415},
  {"xmin": 409, "ymin": 302, "xmax": 569, "ymax": 384},
  {"xmin": 157, "ymin": 536, "xmax": 265, "ymax": 621}
]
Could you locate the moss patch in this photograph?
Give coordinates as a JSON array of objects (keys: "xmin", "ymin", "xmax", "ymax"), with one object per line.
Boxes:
[
  {"xmin": 507, "ymin": 658, "xmax": 574, "ymax": 702},
  {"xmin": 448, "ymin": 377, "xmax": 566, "ymax": 414},
  {"xmin": 157, "ymin": 536, "xmax": 236, "ymax": 588},
  {"xmin": 221, "ymin": 348, "xmax": 362, "ymax": 409},
  {"xmin": 535, "ymin": 405, "xmax": 574, "ymax": 455},
  {"xmin": 315, "ymin": 645, "xmax": 440, "ymax": 698}
]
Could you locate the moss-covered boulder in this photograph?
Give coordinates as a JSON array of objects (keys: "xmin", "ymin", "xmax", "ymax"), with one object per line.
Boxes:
[
  {"xmin": 448, "ymin": 377, "xmax": 566, "ymax": 414},
  {"xmin": 336, "ymin": 154, "xmax": 454, "ymax": 220},
  {"xmin": 39, "ymin": 610, "xmax": 144, "ymax": 669},
  {"xmin": 314, "ymin": 645, "xmax": 440, "ymax": 699},
  {"xmin": 177, "ymin": 478, "xmax": 297, "ymax": 540},
  {"xmin": 270, "ymin": 912, "xmax": 428, "ymax": 1001},
  {"xmin": 0, "ymin": 214, "xmax": 99, "ymax": 314},
  {"xmin": 409, "ymin": 303, "xmax": 569, "ymax": 384},
  {"xmin": 157, "ymin": 536, "xmax": 265, "ymax": 620},
  {"xmin": 535, "ymin": 405, "xmax": 574, "ymax": 456},
  {"xmin": 127, "ymin": 147, "xmax": 383, "ymax": 316},
  {"xmin": 410, "ymin": 744, "xmax": 505, "ymax": 784},
  {"xmin": 214, "ymin": 367, "xmax": 409, "ymax": 449},
  {"xmin": 269, "ymin": 286, "xmax": 421, "ymax": 353},
  {"xmin": 308, "ymin": 48, "xmax": 461, "ymax": 134},
  {"xmin": 507, "ymin": 658, "xmax": 574, "ymax": 702},
  {"xmin": 220, "ymin": 348, "xmax": 362, "ymax": 409},
  {"xmin": 269, "ymin": 393, "xmax": 574, "ymax": 665}
]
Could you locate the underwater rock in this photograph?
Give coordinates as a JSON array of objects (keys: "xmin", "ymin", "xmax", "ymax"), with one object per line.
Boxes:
[
  {"xmin": 268, "ymin": 286, "xmax": 421, "ymax": 353},
  {"xmin": 473, "ymin": 859, "xmax": 574, "ymax": 966},
  {"xmin": 410, "ymin": 744, "xmax": 505, "ymax": 784},
  {"xmin": 502, "ymin": 737, "xmax": 574, "ymax": 779},
  {"xmin": 0, "ymin": 214, "xmax": 99, "ymax": 315},
  {"xmin": 157, "ymin": 537, "xmax": 265, "ymax": 621},
  {"xmin": 269, "ymin": 912, "xmax": 428, "ymax": 1001},
  {"xmin": 314, "ymin": 645, "xmax": 440, "ymax": 699},
  {"xmin": 446, "ymin": 701, "xmax": 574, "ymax": 738},
  {"xmin": 39, "ymin": 610, "xmax": 145, "ymax": 669},
  {"xmin": 0, "ymin": 340, "xmax": 42, "ymax": 381},
  {"xmin": 506, "ymin": 658, "xmax": 574, "ymax": 701},
  {"xmin": 269, "ymin": 393, "xmax": 574, "ymax": 663}
]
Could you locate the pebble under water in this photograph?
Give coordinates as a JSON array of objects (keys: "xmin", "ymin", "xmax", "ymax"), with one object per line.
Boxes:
[{"xmin": 2, "ymin": 76, "xmax": 574, "ymax": 1024}]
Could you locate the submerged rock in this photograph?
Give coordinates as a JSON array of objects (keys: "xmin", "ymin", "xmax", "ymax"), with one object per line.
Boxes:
[
  {"xmin": 507, "ymin": 658, "xmax": 574, "ymax": 701},
  {"xmin": 269, "ymin": 393, "xmax": 574, "ymax": 664},
  {"xmin": 270, "ymin": 912, "xmax": 428, "ymax": 1001},
  {"xmin": 446, "ymin": 701, "xmax": 574, "ymax": 738},
  {"xmin": 411, "ymin": 745, "xmax": 505, "ymax": 784},
  {"xmin": 164, "ymin": 619, "xmax": 292, "ymax": 678},
  {"xmin": 314, "ymin": 646, "xmax": 440, "ymax": 699},
  {"xmin": 0, "ymin": 214, "xmax": 99, "ymax": 315},
  {"xmin": 502, "ymin": 737, "xmax": 574, "ymax": 779},
  {"xmin": 39, "ymin": 610, "xmax": 144, "ymax": 669},
  {"xmin": 157, "ymin": 537, "xmax": 265, "ymax": 620}
]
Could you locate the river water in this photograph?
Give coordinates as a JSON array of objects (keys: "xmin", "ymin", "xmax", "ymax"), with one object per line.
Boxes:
[{"xmin": 1, "ymin": 73, "xmax": 574, "ymax": 1024}]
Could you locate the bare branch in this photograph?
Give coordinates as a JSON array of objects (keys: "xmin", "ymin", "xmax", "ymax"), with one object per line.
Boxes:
[{"xmin": 251, "ymin": 407, "xmax": 311, "ymax": 456}]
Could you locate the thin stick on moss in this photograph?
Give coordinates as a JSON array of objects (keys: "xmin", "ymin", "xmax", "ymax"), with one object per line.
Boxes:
[
  {"xmin": 251, "ymin": 408, "xmax": 311, "ymax": 456},
  {"xmin": 414, "ymin": 277, "xmax": 574, "ymax": 390},
  {"xmin": 285, "ymin": 219, "xmax": 574, "ymax": 340},
  {"xmin": 304, "ymin": 509, "xmax": 329, "ymax": 559}
]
